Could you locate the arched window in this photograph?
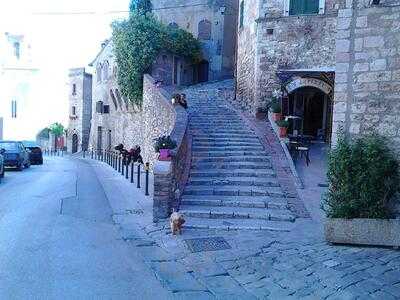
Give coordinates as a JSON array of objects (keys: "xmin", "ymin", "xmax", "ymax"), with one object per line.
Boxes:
[
  {"xmin": 198, "ymin": 19, "xmax": 212, "ymax": 40},
  {"xmin": 168, "ymin": 22, "xmax": 179, "ymax": 29},
  {"xmin": 103, "ymin": 61, "xmax": 109, "ymax": 81},
  {"xmin": 110, "ymin": 89, "xmax": 118, "ymax": 110},
  {"xmin": 96, "ymin": 64, "xmax": 102, "ymax": 82}
]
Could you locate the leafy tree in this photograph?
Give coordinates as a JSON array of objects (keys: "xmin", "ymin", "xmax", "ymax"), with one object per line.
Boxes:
[
  {"xmin": 129, "ymin": 0, "xmax": 152, "ymax": 15},
  {"xmin": 36, "ymin": 127, "xmax": 50, "ymax": 139},
  {"xmin": 48, "ymin": 122, "xmax": 65, "ymax": 137},
  {"xmin": 112, "ymin": 7, "xmax": 201, "ymax": 106},
  {"xmin": 322, "ymin": 133, "xmax": 400, "ymax": 219}
]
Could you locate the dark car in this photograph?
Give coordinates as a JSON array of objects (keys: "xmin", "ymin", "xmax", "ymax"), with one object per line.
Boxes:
[
  {"xmin": 22, "ymin": 141, "xmax": 43, "ymax": 165},
  {"xmin": 0, "ymin": 141, "xmax": 30, "ymax": 171}
]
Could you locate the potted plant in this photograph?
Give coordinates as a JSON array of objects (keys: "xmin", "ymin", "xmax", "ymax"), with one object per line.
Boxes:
[
  {"xmin": 269, "ymin": 100, "xmax": 282, "ymax": 121},
  {"xmin": 154, "ymin": 135, "xmax": 177, "ymax": 161},
  {"xmin": 323, "ymin": 133, "xmax": 400, "ymax": 247},
  {"xmin": 256, "ymin": 107, "xmax": 268, "ymax": 120},
  {"xmin": 275, "ymin": 119, "xmax": 289, "ymax": 138}
]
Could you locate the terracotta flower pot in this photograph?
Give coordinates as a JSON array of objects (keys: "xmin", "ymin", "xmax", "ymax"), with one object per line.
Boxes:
[
  {"xmin": 159, "ymin": 149, "xmax": 171, "ymax": 161},
  {"xmin": 279, "ymin": 127, "xmax": 287, "ymax": 138},
  {"xmin": 273, "ymin": 113, "xmax": 282, "ymax": 121}
]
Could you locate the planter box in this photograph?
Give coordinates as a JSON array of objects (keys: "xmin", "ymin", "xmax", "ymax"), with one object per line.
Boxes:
[{"xmin": 325, "ymin": 218, "xmax": 400, "ymax": 247}]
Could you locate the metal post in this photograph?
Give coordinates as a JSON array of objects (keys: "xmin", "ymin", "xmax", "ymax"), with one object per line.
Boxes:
[
  {"xmin": 145, "ymin": 162, "xmax": 149, "ymax": 196},
  {"xmin": 125, "ymin": 162, "xmax": 129, "ymax": 179},
  {"xmin": 137, "ymin": 164, "xmax": 141, "ymax": 188},
  {"xmin": 122, "ymin": 158, "xmax": 125, "ymax": 176},
  {"xmin": 83, "ymin": 150, "xmax": 86, "ymax": 158},
  {"xmin": 130, "ymin": 162, "xmax": 134, "ymax": 183},
  {"xmin": 91, "ymin": 149, "xmax": 94, "ymax": 159},
  {"xmin": 118, "ymin": 155, "xmax": 121, "ymax": 173}
]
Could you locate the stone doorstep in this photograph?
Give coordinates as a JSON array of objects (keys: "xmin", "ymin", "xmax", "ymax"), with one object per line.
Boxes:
[
  {"xmin": 181, "ymin": 199, "xmax": 288, "ymax": 210},
  {"xmin": 179, "ymin": 206, "xmax": 295, "ymax": 222},
  {"xmin": 192, "ymin": 146, "xmax": 265, "ymax": 152},
  {"xmin": 191, "ymin": 151, "xmax": 269, "ymax": 158},
  {"xmin": 193, "ymin": 137, "xmax": 260, "ymax": 142},
  {"xmin": 187, "ymin": 178, "xmax": 280, "ymax": 188},
  {"xmin": 192, "ymin": 157, "xmax": 272, "ymax": 163},
  {"xmin": 182, "ymin": 217, "xmax": 294, "ymax": 232},
  {"xmin": 189, "ymin": 170, "xmax": 276, "ymax": 178},
  {"xmin": 190, "ymin": 163, "xmax": 273, "ymax": 170},
  {"xmin": 192, "ymin": 142, "xmax": 262, "ymax": 147},
  {"xmin": 193, "ymin": 133, "xmax": 258, "ymax": 138},
  {"xmin": 182, "ymin": 186, "xmax": 285, "ymax": 198}
]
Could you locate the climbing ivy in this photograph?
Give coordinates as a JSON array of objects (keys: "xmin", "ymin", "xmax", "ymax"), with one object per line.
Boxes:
[{"xmin": 112, "ymin": 7, "xmax": 201, "ymax": 106}]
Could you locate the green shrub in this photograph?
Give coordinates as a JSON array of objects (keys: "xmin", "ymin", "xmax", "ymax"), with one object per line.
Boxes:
[
  {"xmin": 323, "ymin": 133, "xmax": 400, "ymax": 219},
  {"xmin": 112, "ymin": 9, "xmax": 201, "ymax": 106},
  {"xmin": 276, "ymin": 119, "xmax": 289, "ymax": 128},
  {"xmin": 269, "ymin": 99, "xmax": 281, "ymax": 113},
  {"xmin": 154, "ymin": 135, "xmax": 177, "ymax": 152}
]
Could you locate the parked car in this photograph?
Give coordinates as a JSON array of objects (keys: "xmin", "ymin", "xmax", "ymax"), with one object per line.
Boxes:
[
  {"xmin": 22, "ymin": 141, "xmax": 43, "ymax": 165},
  {"xmin": 0, "ymin": 149, "xmax": 5, "ymax": 182},
  {"xmin": 0, "ymin": 141, "xmax": 30, "ymax": 171}
]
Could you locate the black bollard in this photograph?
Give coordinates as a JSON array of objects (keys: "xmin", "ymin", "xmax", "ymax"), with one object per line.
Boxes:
[
  {"xmin": 145, "ymin": 162, "xmax": 149, "ymax": 196},
  {"xmin": 125, "ymin": 162, "xmax": 129, "ymax": 179},
  {"xmin": 83, "ymin": 150, "xmax": 86, "ymax": 158},
  {"xmin": 130, "ymin": 162, "xmax": 134, "ymax": 183},
  {"xmin": 122, "ymin": 159, "xmax": 125, "ymax": 176},
  {"xmin": 137, "ymin": 164, "xmax": 141, "ymax": 188},
  {"xmin": 91, "ymin": 149, "xmax": 94, "ymax": 159},
  {"xmin": 114, "ymin": 153, "xmax": 117, "ymax": 170},
  {"xmin": 118, "ymin": 156, "xmax": 121, "ymax": 173}
]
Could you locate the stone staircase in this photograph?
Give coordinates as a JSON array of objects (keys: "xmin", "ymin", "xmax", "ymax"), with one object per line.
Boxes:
[{"xmin": 179, "ymin": 80, "xmax": 296, "ymax": 231}]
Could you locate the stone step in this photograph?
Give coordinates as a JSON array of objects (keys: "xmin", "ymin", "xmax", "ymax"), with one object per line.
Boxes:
[
  {"xmin": 182, "ymin": 186, "xmax": 284, "ymax": 197},
  {"xmin": 179, "ymin": 206, "xmax": 295, "ymax": 222},
  {"xmin": 191, "ymin": 129, "xmax": 254, "ymax": 135},
  {"xmin": 180, "ymin": 196, "xmax": 288, "ymax": 209},
  {"xmin": 193, "ymin": 133, "xmax": 257, "ymax": 139},
  {"xmin": 189, "ymin": 169, "xmax": 276, "ymax": 178},
  {"xmin": 193, "ymin": 137, "xmax": 260, "ymax": 143},
  {"xmin": 191, "ymin": 162, "xmax": 273, "ymax": 170},
  {"xmin": 182, "ymin": 217, "xmax": 295, "ymax": 232},
  {"xmin": 192, "ymin": 146, "xmax": 264, "ymax": 152},
  {"xmin": 192, "ymin": 156, "xmax": 271, "ymax": 164},
  {"xmin": 193, "ymin": 141, "xmax": 262, "ymax": 147},
  {"xmin": 188, "ymin": 176, "xmax": 280, "ymax": 188},
  {"xmin": 192, "ymin": 151, "xmax": 268, "ymax": 158}
]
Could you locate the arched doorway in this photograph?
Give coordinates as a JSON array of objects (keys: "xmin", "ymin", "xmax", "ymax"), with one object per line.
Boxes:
[
  {"xmin": 72, "ymin": 134, "xmax": 78, "ymax": 153},
  {"xmin": 197, "ymin": 60, "xmax": 209, "ymax": 83},
  {"xmin": 285, "ymin": 77, "xmax": 333, "ymax": 142}
]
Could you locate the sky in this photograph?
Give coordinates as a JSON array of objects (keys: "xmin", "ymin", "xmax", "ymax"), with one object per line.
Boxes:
[{"xmin": 0, "ymin": 0, "xmax": 129, "ymax": 140}]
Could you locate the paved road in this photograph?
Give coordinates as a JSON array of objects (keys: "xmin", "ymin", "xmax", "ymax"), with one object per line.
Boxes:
[{"xmin": 0, "ymin": 156, "xmax": 172, "ymax": 299}]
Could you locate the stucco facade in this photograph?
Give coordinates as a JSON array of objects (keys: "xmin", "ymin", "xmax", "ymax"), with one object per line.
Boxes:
[{"xmin": 66, "ymin": 68, "xmax": 92, "ymax": 153}]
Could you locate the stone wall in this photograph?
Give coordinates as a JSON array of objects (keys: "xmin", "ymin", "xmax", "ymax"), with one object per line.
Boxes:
[
  {"xmin": 332, "ymin": 0, "xmax": 400, "ymax": 155},
  {"xmin": 235, "ymin": 0, "xmax": 259, "ymax": 113},
  {"xmin": 152, "ymin": 0, "xmax": 238, "ymax": 80},
  {"xmin": 235, "ymin": 0, "xmax": 343, "ymax": 114}
]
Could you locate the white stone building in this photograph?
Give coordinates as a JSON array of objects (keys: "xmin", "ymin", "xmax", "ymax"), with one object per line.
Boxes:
[{"xmin": 66, "ymin": 68, "xmax": 92, "ymax": 153}]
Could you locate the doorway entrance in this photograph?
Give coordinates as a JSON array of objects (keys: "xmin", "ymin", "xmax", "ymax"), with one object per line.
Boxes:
[
  {"xmin": 197, "ymin": 60, "xmax": 209, "ymax": 83},
  {"xmin": 72, "ymin": 134, "xmax": 78, "ymax": 153},
  {"xmin": 287, "ymin": 87, "xmax": 332, "ymax": 142}
]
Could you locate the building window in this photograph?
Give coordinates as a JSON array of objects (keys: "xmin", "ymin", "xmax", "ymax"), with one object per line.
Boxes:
[
  {"xmin": 96, "ymin": 64, "xmax": 102, "ymax": 82},
  {"xmin": 96, "ymin": 101, "xmax": 104, "ymax": 113},
  {"xmin": 103, "ymin": 61, "xmax": 109, "ymax": 81},
  {"xmin": 198, "ymin": 20, "xmax": 212, "ymax": 40},
  {"xmin": 72, "ymin": 83, "xmax": 76, "ymax": 95},
  {"xmin": 71, "ymin": 106, "xmax": 76, "ymax": 116},
  {"xmin": 286, "ymin": 0, "xmax": 323, "ymax": 16},
  {"xmin": 239, "ymin": 1, "xmax": 244, "ymax": 28},
  {"xmin": 11, "ymin": 100, "xmax": 17, "ymax": 118},
  {"xmin": 103, "ymin": 105, "xmax": 110, "ymax": 114},
  {"xmin": 13, "ymin": 42, "xmax": 20, "ymax": 59}
]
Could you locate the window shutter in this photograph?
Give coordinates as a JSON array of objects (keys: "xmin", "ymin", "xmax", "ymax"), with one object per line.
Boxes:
[{"xmin": 319, "ymin": 0, "xmax": 325, "ymax": 14}]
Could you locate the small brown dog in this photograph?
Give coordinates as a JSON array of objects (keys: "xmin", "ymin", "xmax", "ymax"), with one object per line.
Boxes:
[{"xmin": 170, "ymin": 210, "xmax": 185, "ymax": 235}]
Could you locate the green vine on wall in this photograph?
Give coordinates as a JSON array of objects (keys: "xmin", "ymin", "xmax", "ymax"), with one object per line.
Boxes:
[{"xmin": 112, "ymin": 5, "xmax": 201, "ymax": 106}]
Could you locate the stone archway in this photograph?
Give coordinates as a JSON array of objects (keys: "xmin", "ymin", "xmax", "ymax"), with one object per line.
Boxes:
[
  {"xmin": 284, "ymin": 77, "xmax": 334, "ymax": 142},
  {"xmin": 72, "ymin": 133, "xmax": 79, "ymax": 153}
]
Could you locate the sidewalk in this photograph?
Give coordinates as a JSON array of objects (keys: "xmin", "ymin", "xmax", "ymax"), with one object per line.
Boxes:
[{"xmin": 82, "ymin": 157, "xmax": 400, "ymax": 300}]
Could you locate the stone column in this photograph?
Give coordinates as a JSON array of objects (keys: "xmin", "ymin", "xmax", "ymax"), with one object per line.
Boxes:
[{"xmin": 153, "ymin": 161, "xmax": 173, "ymax": 222}]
